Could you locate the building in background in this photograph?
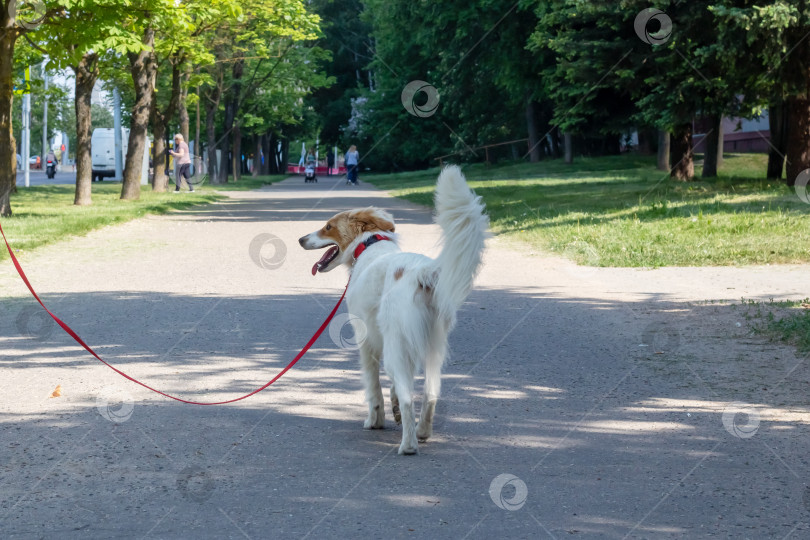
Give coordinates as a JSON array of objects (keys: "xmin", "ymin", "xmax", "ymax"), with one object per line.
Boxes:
[{"xmin": 693, "ymin": 113, "xmax": 770, "ymax": 154}]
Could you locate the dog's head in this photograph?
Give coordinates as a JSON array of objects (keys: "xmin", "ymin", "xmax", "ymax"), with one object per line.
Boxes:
[{"xmin": 299, "ymin": 207, "xmax": 395, "ymax": 275}]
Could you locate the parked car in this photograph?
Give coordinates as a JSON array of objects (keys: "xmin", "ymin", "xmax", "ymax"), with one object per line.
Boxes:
[{"xmin": 29, "ymin": 155, "xmax": 40, "ymax": 168}]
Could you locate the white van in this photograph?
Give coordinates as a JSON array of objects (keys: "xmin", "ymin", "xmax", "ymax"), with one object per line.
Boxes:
[{"xmin": 91, "ymin": 128, "xmax": 129, "ymax": 182}]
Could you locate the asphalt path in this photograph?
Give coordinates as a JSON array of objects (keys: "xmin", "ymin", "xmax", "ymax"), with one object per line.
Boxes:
[
  {"xmin": 0, "ymin": 175, "xmax": 808, "ymax": 538},
  {"xmin": 16, "ymin": 168, "xmax": 79, "ymax": 187}
]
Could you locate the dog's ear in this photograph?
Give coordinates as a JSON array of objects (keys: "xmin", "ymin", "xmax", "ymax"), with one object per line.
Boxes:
[{"xmin": 356, "ymin": 208, "xmax": 395, "ymax": 233}]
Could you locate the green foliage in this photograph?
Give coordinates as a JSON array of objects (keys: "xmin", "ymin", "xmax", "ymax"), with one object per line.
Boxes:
[
  {"xmin": 312, "ymin": 0, "xmax": 551, "ymax": 171},
  {"xmin": 711, "ymin": 1, "xmax": 810, "ymax": 104},
  {"xmin": 304, "ymin": 0, "xmax": 372, "ymax": 147},
  {"xmin": 193, "ymin": 0, "xmax": 326, "ymax": 150},
  {"xmin": 529, "ymin": 0, "xmax": 635, "ymax": 134},
  {"xmin": 9, "ymin": 68, "xmax": 69, "ymax": 155},
  {"xmin": 238, "ymin": 44, "xmax": 334, "ymax": 138}
]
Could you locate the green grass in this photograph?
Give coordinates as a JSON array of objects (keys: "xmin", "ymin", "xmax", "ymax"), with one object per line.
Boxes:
[
  {"xmin": 362, "ymin": 153, "xmax": 810, "ymax": 267},
  {"xmin": 0, "ymin": 175, "xmax": 285, "ymax": 260},
  {"xmin": 745, "ymin": 299, "xmax": 810, "ymax": 354}
]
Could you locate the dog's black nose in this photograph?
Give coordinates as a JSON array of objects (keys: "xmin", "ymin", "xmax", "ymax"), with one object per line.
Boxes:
[{"xmin": 298, "ymin": 236, "xmax": 307, "ymax": 247}]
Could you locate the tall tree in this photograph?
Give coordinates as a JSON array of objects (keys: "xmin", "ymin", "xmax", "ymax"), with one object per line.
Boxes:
[
  {"xmin": 197, "ymin": 0, "xmax": 321, "ymax": 183},
  {"xmin": 73, "ymin": 52, "xmax": 99, "ymax": 204},
  {"xmin": 0, "ymin": 0, "xmax": 62, "ymax": 216},
  {"xmin": 712, "ymin": 1, "xmax": 810, "ymax": 184},
  {"xmin": 306, "ymin": 0, "xmax": 373, "ymax": 148},
  {"xmin": 120, "ymin": 23, "xmax": 157, "ymax": 200},
  {"xmin": 530, "ymin": 0, "xmax": 637, "ymax": 165},
  {"xmin": 8, "ymin": 0, "xmax": 142, "ymax": 208},
  {"xmin": 150, "ymin": 52, "xmax": 183, "ymax": 192}
]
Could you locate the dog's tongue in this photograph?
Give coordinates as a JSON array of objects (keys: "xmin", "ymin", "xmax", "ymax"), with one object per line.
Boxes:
[{"xmin": 311, "ymin": 246, "xmax": 339, "ymax": 276}]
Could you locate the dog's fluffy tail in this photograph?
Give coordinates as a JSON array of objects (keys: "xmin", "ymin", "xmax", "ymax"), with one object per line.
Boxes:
[{"xmin": 431, "ymin": 165, "xmax": 489, "ymax": 327}]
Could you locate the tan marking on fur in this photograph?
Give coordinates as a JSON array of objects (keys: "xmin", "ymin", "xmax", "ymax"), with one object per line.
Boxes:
[
  {"xmin": 351, "ymin": 207, "xmax": 395, "ymax": 233},
  {"xmin": 317, "ymin": 212, "xmax": 359, "ymax": 253},
  {"xmin": 315, "ymin": 208, "xmax": 396, "ymax": 258},
  {"xmin": 394, "ymin": 268, "xmax": 404, "ymax": 280}
]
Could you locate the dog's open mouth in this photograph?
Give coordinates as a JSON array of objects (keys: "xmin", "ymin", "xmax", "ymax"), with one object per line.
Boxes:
[{"xmin": 312, "ymin": 245, "xmax": 340, "ymax": 275}]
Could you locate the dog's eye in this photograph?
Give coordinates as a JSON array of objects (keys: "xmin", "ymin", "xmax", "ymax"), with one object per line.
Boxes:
[{"xmin": 325, "ymin": 224, "xmax": 332, "ymax": 231}]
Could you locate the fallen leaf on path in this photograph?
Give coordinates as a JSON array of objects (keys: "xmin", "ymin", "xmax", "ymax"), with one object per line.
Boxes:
[{"xmin": 49, "ymin": 385, "xmax": 62, "ymax": 398}]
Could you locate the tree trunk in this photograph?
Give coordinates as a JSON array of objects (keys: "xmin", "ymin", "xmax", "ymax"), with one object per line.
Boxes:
[
  {"xmin": 252, "ymin": 134, "xmax": 260, "ymax": 177},
  {"xmin": 767, "ymin": 98, "xmax": 788, "ymax": 180},
  {"xmin": 785, "ymin": 95, "xmax": 810, "ymax": 186},
  {"xmin": 151, "ymin": 59, "xmax": 182, "ymax": 193},
  {"xmin": 194, "ymin": 84, "xmax": 201, "ymax": 177},
  {"xmin": 73, "ymin": 52, "xmax": 99, "ymax": 206},
  {"xmin": 563, "ymin": 133, "xmax": 573, "ymax": 164},
  {"xmin": 280, "ymin": 138, "xmax": 288, "ymax": 173},
  {"xmin": 526, "ymin": 98, "xmax": 540, "ymax": 162},
  {"xmin": 179, "ymin": 70, "xmax": 190, "ymax": 142},
  {"xmin": 203, "ymin": 75, "xmax": 222, "ymax": 183},
  {"xmin": 178, "ymin": 71, "xmax": 190, "ymax": 176},
  {"xmin": 150, "ymin": 104, "xmax": 164, "ymax": 190},
  {"xmin": 716, "ymin": 118, "xmax": 724, "ymax": 168},
  {"xmin": 232, "ymin": 123, "xmax": 241, "ymax": 181},
  {"xmin": 205, "ymin": 99, "xmax": 218, "ymax": 182},
  {"xmin": 121, "ymin": 26, "xmax": 157, "ymax": 200},
  {"xmin": 550, "ymin": 125, "xmax": 561, "ymax": 158},
  {"xmin": 267, "ymin": 133, "xmax": 280, "ymax": 174},
  {"xmin": 657, "ymin": 130, "xmax": 670, "ymax": 171},
  {"xmin": 220, "ymin": 99, "xmax": 233, "ymax": 184},
  {"xmin": 260, "ymin": 133, "xmax": 270, "ymax": 175},
  {"xmin": 0, "ymin": 21, "xmax": 19, "ymax": 217},
  {"xmin": 229, "ymin": 59, "xmax": 243, "ymax": 182},
  {"xmin": 701, "ymin": 115, "xmax": 720, "ymax": 178},
  {"xmin": 670, "ymin": 122, "xmax": 694, "ymax": 181},
  {"xmin": 151, "ymin": 120, "xmax": 167, "ymax": 190}
]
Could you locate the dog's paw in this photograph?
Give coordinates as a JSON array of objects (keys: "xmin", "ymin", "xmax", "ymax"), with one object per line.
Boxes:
[
  {"xmin": 363, "ymin": 417, "xmax": 384, "ymax": 430},
  {"xmin": 417, "ymin": 423, "xmax": 432, "ymax": 442},
  {"xmin": 398, "ymin": 442, "xmax": 418, "ymax": 455},
  {"xmin": 364, "ymin": 403, "xmax": 385, "ymax": 429}
]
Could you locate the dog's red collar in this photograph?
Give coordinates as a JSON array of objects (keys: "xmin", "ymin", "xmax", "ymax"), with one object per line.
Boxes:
[{"xmin": 353, "ymin": 234, "xmax": 391, "ymax": 260}]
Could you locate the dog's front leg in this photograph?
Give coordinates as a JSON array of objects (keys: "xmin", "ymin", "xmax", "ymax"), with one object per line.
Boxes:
[{"xmin": 360, "ymin": 346, "xmax": 385, "ymax": 429}]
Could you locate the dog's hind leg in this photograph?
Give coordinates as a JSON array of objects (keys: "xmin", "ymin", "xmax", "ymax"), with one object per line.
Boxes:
[
  {"xmin": 418, "ymin": 326, "xmax": 448, "ymax": 441},
  {"xmin": 390, "ymin": 385, "xmax": 402, "ymax": 425},
  {"xmin": 360, "ymin": 345, "xmax": 385, "ymax": 429},
  {"xmin": 417, "ymin": 353, "xmax": 443, "ymax": 441},
  {"xmin": 384, "ymin": 343, "xmax": 418, "ymax": 455}
]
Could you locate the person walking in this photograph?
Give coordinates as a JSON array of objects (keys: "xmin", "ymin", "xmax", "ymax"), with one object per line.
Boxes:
[
  {"xmin": 326, "ymin": 149, "xmax": 335, "ymax": 176},
  {"xmin": 345, "ymin": 145, "xmax": 359, "ymax": 185},
  {"xmin": 169, "ymin": 133, "xmax": 194, "ymax": 192}
]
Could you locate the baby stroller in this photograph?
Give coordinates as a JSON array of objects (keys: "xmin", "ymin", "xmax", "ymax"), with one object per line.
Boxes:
[{"xmin": 304, "ymin": 162, "xmax": 317, "ymax": 183}]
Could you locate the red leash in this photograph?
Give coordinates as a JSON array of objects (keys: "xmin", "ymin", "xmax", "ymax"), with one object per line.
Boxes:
[{"xmin": 0, "ymin": 219, "xmax": 346, "ymax": 405}]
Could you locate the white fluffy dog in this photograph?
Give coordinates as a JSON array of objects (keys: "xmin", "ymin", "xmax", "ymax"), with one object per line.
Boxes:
[{"xmin": 299, "ymin": 166, "xmax": 488, "ymax": 454}]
